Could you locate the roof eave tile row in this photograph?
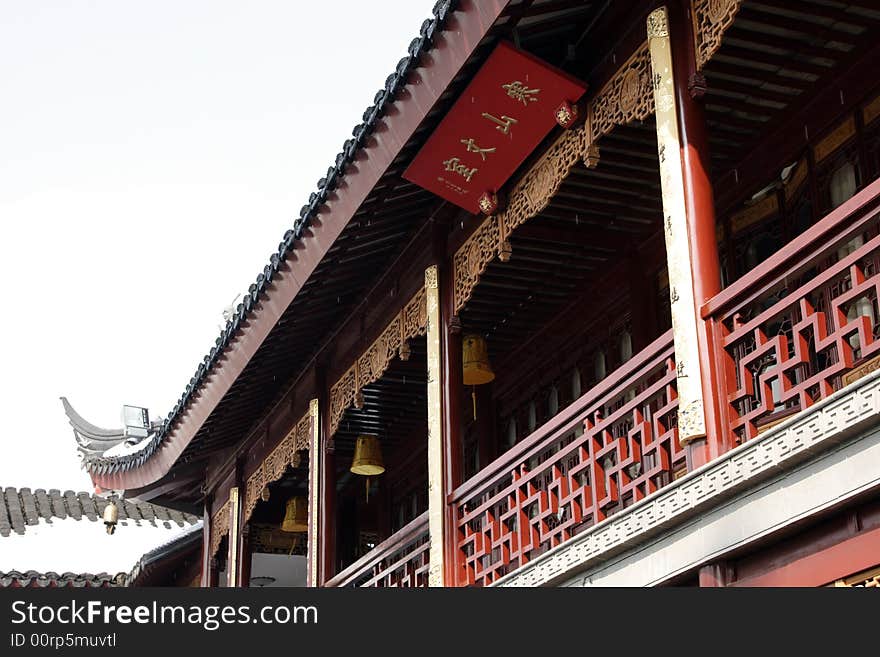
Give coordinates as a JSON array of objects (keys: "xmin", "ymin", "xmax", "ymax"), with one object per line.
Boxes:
[
  {"xmin": 0, "ymin": 487, "xmax": 200, "ymax": 537},
  {"xmin": 0, "ymin": 570, "xmax": 126, "ymax": 588},
  {"xmin": 82, "ymin": 0, "xmax": 459, "ymax": 476}
]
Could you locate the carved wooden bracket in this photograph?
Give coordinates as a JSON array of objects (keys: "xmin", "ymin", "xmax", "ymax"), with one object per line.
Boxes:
[
  {"xmin": 590, "ymin": 41, "xmax": 655, "ymax": 142},
  {"xmin": 328, "ymin": 286, "xmax": 428, "ymax": 437},
  {"xmin": 453, "ymin": 38, "xmax": 658, "ymax": 315},
  {"xmin": 209, "ymin": 498, "xmax": 231, "ymax": 559},
  {"xmin": 692, "ymin": 0, "xmax": 741, "ymax": 70},
  {"xmin": 242, "ymin": 408, "xmax": 314, "ymax": 524}
]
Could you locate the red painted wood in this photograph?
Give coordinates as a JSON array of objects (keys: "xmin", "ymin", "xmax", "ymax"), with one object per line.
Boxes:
[
  {"xmin": 92, "ymin": 0, "xmax": 512, "ymax": 492},
  {"xmin": 731, "ymin": 525, "xmax": 880, "ymax": 587},
  {"xmin": 704, "ymin": 178, "xmax": 880, "ymax": 318},
  {"xmin": 441, "ymin": 261, "xmax": 465, "ymax": 586},
  {"xmin": 319, "ymin": 380, "xmax": 336, "ymax": 586},
  {"xmin": 403, "ymin": 41, "xmax": 587, "ymax": 214},
  {"xmin": 714, "ymin": 39, "xmax": 880, "ymax": 217},
  {"xmin": 706, "ymin": 179, "xmax": 880, "ymax": 443},
  {"xmin": 451, "ymin": 332, "xmax": 682, "ymax": 586},
  {"xmin": 670, "ymin": 0, "xmax": 725, "ymax": 466}
]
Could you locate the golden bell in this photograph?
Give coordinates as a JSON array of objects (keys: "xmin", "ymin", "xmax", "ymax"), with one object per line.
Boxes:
[
  {"xmin": 281, "ymin": 496, "xmax": 308, "ymax": 533},
  {"xmin": 103, "ymin": 500, "xmax": 118, "ymax": 535},
  {"xmin": 350, "ymin": 435, "xmax": 385, "ymax": 476},
  {"xmin": 463, "ymin": 334, "xmax": 495, "ymax": 385}
]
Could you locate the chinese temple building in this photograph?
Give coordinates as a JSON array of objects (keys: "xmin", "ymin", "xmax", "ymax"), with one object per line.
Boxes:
[{"xmin": 68, "ymin": 0, "xmax": 880, "ymax": 587}]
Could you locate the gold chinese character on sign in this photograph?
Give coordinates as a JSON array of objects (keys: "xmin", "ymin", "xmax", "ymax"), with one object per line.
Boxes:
[
  {"xmin": 442, "ymin": 157, "xmax": 478, "ymax": 183},
  {"xmin": 502, "ymin": 80, "xmax": 540, "ymax": 105},
  {"xmin": 460, "ymin": 138, "xmax": 496, "ymax": 161},
  {"xmin": 482, "ymin": 112, "xmax": 518, "ymax": 135}
]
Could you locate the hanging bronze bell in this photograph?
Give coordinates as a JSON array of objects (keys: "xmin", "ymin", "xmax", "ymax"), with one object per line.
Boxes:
[
  {"xmin": 350, "ymin": 435, "xmax": 385, "ymax": 476},
  {"xmin": 103, "ymin": 500, "xmax": 118, "ymax": 535},
  {"xmin": 463, "ymin": 334, "xmax": 495, "ymax": 385},
  {"xmin": 281, "ymin": 496, "xmax": 308, "ymax": 533}
]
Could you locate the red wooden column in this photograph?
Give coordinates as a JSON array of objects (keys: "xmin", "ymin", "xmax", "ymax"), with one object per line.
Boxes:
[
  {"xmin": 670, "ymin": 0, "xmax": 727, "ymax": 466},
  {"xmin": 318, "ymin": 378, "xmax": 337, "ymax": 585},
  {"xmin": 649, "ymin": 3, "xmax": 726, "ymax": 470},
  {"xmin": 440, "ymin": 261, "xmax": 464, "ymax": 586}
]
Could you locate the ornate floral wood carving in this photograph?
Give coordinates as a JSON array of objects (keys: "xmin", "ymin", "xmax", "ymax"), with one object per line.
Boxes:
[
  {"xmin": 452, "ymin": 38, "xmax": 658, "ymax": 315},
  {"xmin": 209, "ymin": 498, "xmax": 230, "ymax": 558},
  {"xmin": 453, "ymin": 216, "xmax": 500, "ymax": 314},
  {"xmin": 243, "ymin": 409, "xmax": 313, "ymax": 524},
  {"xmin": 452, "ymin": 126, "xmax": 590, "ymax": 314},
  {"xmin": 693, "ymin": 0, "xmax": 741, "ymax": 70},
  {"xmin": 590, "ymin": 42, "xmax": 654, "ymax": 142},
  {"xmin": 329, "ymin": 286, "xmax": 428, "ymax": 437}
]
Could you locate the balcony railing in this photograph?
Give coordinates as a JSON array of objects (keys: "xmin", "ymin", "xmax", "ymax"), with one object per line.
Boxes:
[
  {"xmin": 325, "ymin": 512, "xmax": 429, "ymax": 588},
  {"xmin": 705, "ymin": 178, "xmax": 880, "ymax": 445},
  {"xmin": 321, "ymin": 182, "xmax": 880, "ymax": 588},
  {"xmin": 449, "ymin": 331, "xmax": 681, "ymax": 586}
]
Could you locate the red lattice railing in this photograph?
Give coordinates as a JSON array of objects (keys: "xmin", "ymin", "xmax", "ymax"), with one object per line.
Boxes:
[
  {"xmin": 705, "ymin": 179, "xmax": 880, "ymax": 445},
  {"xmin": 450, "ymin": 332, "xmax": 682, "ymax": 587},
  {"xmin": 325, "ymin": 513, "xmax": 429, "ymax": 588}
]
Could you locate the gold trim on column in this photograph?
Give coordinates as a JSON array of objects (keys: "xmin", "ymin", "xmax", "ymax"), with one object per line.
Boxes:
[
  {"xmin": 328, "ymin": 286, "xmax": 428, "ymax": 437},
  {"xmin": 424, "ymin": 265, "xmax": 444, "ymax": 587},
  {"xmin": 307, "ymin": 398, "xmax": 320, "ymax": 587},
  {"xmin": 649, "ymin": 6, "xmax": 707, "ymax": 443},
  {"xmin": 227, "ymin": 486, "xmax": 240, "ymax": 587},
  {"xmin": 243, "ymin": 409, "xmax": 312, "ymax": 524},
  {"xmin": 692, "ymin": 0, "xmax": 741, "ymax": 70},
  {"xmin": 209, "ymin": 498, "xmax": 231, "ymax": 559}
]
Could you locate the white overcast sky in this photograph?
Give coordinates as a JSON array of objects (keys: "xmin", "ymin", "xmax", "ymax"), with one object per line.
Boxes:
[{"xmin": 0, "ymin": 0, "xmax": 435, "ymax": 575}]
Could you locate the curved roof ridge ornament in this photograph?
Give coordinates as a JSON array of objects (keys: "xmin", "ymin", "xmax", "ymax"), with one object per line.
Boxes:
[{"xmin": 60, "ymin": 397, "xmax": 127, "ymax": 450}]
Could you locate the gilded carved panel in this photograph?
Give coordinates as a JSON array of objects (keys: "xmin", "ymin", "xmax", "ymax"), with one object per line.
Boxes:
[
  {"xmin": 243, "ymin": 409, "xmax": 313, "ymax": 523},
  {"xmin": 209, "ymin": 498, "xmax": 231, "ymax": 558},
  {"xmin": 329, "ymin": 286, "xmax": 428, "ymax": 437},
  {"xmin": 452, "ymin": 37, "xmax": 660, "ymax": 315},
  {"xmin": 590, "ymin": 42, "xmax": 654, "ymax": 142},
  {"xmin": 693, "ymin": 0, "xmax": 741, "ymax": 70}
]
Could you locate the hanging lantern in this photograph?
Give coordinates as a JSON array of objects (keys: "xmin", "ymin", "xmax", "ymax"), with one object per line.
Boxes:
[
  {"xmin": 281, "ymin": 496, "xmax": 308, "ymax": 533},
  {"xmin": 103, "ymin": 499, "xmax": 118, "ymax": 535},
  {"xmin": 463, "ymin": 334, "xmax": 495, "ymax": 420}
]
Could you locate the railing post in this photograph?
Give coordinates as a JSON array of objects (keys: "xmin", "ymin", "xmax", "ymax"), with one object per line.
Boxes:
[{"xmin": 648, "ymin": 4, "xmax": 727, "ymax": 469}]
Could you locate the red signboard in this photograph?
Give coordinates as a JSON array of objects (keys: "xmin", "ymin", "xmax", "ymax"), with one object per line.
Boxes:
[{"xmin": 403, "ymin": 41, "xmax": 587, "ymax": 214}]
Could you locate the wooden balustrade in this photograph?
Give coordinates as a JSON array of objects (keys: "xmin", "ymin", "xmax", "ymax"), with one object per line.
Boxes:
[
  {"xmin": 325, "ymin": 512, "xmax": 429, "ymax": 588},
  {"xmin": 320, "ymin": 181, "xmax": 880, "ymax": 587},
  {"xmin": 704, "ymin": 178, "xmax": 880, "ymax": 445},
  {"xmin": 449, "ymin": 332, "xmax": 682, "ymax": 587}
]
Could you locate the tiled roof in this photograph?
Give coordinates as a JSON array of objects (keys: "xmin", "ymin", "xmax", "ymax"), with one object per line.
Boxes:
[
  {"xmin": 125, "ymin": 524, "xmax": 203, "ymax": 587},
  {"xmin": 0, "ymin": 570, "xmax": 125, "ymax": 588},
  {"xmin": 76, "ymin": 0, "xmax": 459, "ymax": 477},
  {"xmin": 0, "ymin": 487, "xmax": 200, "ymax": 537}
]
